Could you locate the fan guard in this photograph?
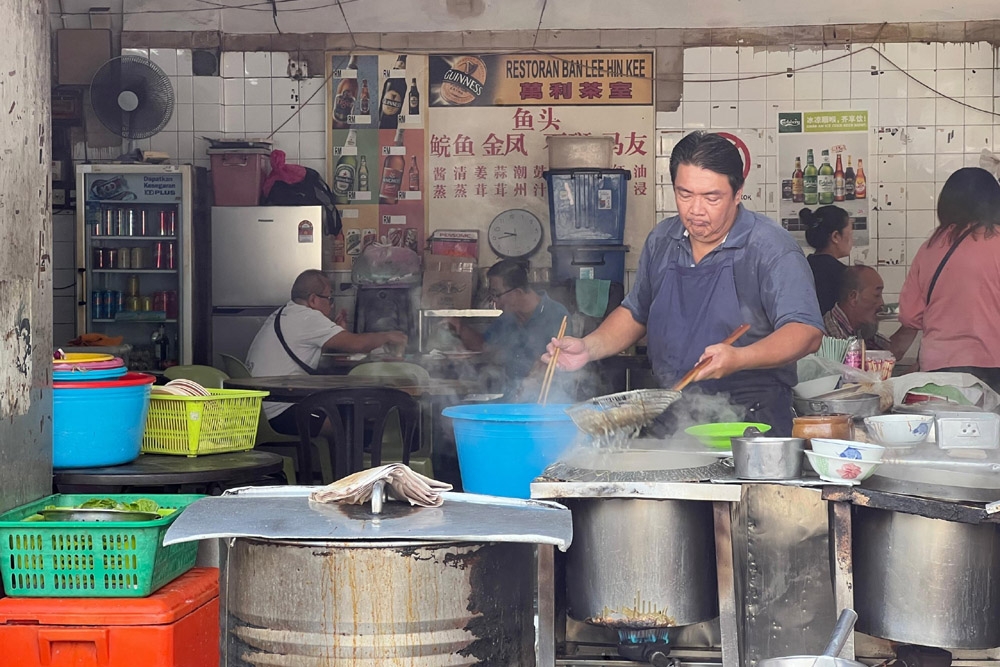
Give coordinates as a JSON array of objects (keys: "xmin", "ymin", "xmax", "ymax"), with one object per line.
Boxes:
[{"xmin": 90, "ymin": 55, "xmax": 175, "ymax": 140}]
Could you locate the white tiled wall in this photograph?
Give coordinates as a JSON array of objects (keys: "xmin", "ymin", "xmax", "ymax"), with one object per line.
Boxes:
[
  {"xmin": 655, "ymin": 42, "xmax": 1000, "ymax": 307},
  {"xmin": 121, "ymin": 47, "xmax": 328, "ymax": 175}
]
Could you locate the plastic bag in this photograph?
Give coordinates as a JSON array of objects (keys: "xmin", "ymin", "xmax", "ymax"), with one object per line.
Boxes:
[
  {"xmin": 797, "ymin": 354, "xmax": 894, "ymax": 411},
  {"xmin": 351, "ymin": 243, "xmax": 421, "ymax": 285}
]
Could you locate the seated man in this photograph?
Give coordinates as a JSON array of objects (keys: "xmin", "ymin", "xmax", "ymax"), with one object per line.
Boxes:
[
  {"xmin": 451, "ymin": 259, "xmax": 570, "ymax": 396},
  {"xmin": 823, "ymin": 264, "xmax": 914, "ymax": 360},
  {"xmin": 246, "ymin": 269, "xmax": 407, "ymax": 434}
]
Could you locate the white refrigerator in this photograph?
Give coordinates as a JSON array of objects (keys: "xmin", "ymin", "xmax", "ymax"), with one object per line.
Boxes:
[
  {"xmin": 210, "ymin": 206, "xmax": 324, "ymax": 365},
  {"xmin": 76, "ymin": 164, "xmax": 194, "ymax": 370}
]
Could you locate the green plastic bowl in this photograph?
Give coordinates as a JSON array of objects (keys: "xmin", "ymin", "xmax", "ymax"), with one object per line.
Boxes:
[{"xmin": 685, "ymin": 422, "xmax": 772, "ymax": 450}]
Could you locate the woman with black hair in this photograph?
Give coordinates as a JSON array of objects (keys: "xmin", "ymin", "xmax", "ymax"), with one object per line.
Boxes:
[
  {"xmin": 899, "ymin": 167, "xmax": 1000, "ymax": 389},
  {"xmin": 801, "ymin": 205, "xmax": 853, "ymax": 315}
]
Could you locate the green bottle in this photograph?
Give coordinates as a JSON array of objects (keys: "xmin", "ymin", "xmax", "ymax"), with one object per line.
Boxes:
[
  {"xmin": 818, "ymin": 149, "xmax": 835, "ymax": 205},
  {"xmin": 803, "ymin": 149, "xmax": 818, "ymax": 206}
]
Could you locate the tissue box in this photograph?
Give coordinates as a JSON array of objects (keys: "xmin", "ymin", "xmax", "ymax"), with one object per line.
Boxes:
[{"xmin": 421, "ymin": 255, "xmax": 477, "ymax": 309}]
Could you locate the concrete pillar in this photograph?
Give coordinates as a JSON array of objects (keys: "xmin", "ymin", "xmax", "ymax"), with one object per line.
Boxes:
[{"xmin": 0, "ymin": 1, "xmax": 52, "ymax": 514}]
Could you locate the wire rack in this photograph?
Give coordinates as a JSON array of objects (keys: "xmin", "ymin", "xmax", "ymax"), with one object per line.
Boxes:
[{"xmin": 566, "ymin": 389, "xmax": 683, "ymax": 441}]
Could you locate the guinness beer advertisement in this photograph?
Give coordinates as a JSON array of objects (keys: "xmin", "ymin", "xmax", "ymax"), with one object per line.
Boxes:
[{"xmin": 429, "ymin": 52, "xmax": 653, "ymax": 107}]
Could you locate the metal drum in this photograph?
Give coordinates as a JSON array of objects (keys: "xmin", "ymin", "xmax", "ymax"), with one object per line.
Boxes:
[
  {"xmin": 566, "ymin": 498, "xmax": 718, "ymax": 628},
  {"xmin": 853, "ymin": 506, "xmax": 1000, "ymax": 649},
  {"xmin": 221, "ymin": 538, "xmax": 536, "ymax": 666}
]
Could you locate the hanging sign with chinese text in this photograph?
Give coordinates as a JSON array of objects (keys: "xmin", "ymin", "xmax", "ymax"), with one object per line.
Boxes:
[{"xmin": 429, "ymin": 53, "xmax": 653, "ymax": 107}]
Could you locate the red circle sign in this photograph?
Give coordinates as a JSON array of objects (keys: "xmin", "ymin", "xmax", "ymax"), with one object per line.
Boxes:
[{"xmin": 717, "ymin": 132, "xmax": 752, "ymax": 180}]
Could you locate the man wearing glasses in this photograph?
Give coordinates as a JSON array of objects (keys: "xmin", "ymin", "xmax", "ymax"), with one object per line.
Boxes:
[
  {"xmin": 451, "ymin": 259, "xmax": 569, "ymax": 396},
  {"xmin": 246, "ymin": 269, "xmax": 407, "ymax": 434}
]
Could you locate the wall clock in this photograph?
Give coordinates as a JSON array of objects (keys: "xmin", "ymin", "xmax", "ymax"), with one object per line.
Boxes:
[{"xmin": 487, "ymin": 209, "xmax": 543, "ymax": 259}]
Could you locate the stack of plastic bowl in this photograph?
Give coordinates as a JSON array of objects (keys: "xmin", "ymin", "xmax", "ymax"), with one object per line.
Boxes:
[{"xmin": 52, "ymin": 353, "xmax": 155, "ymax": 469}]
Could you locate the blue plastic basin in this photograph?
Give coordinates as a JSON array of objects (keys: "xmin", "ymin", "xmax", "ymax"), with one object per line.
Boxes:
[
  {"xmin": 52, "ymin": 372, "xmax": 154, "ymax": 469},
  {"xmin": 442, "ymin": 403, "xmax": 577, "ymax": 499}
]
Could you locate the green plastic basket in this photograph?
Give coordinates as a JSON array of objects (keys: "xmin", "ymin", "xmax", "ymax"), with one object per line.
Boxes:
[
  {"xmin": 0, "ymin": 494, "xmax": 202, "ymax": 598},
  {"xmin": 142, "ymin": 388, "xmax": 268, "ymax": 456}
]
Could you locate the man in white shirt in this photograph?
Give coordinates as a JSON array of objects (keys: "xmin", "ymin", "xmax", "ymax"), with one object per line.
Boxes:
[{"xmin": 246, "ymin": 269, "xmax": 407, "ymax": 434}]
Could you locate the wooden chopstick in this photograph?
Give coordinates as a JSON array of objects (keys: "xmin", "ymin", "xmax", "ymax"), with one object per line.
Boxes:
[
  {"xmin": 539, "ymin": 316, "xmax": 569, "ymax": 405},
  {"xmin": 670, "ymin": 323, "xmax": 751, "ymax": 392}
]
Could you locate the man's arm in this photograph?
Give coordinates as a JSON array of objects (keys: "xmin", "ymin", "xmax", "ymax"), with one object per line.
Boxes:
[
  {"xmin": 545, "ymin": 306, "xmax": 647, "ymax": 371},
  {"xmin": 322, "ymin": 330, "xmax": 407, "ymax": 354},
  {"xmin": 695, "ymin": 322, "xmax": 823, "ymax": 380},
  {"xmin": 448, "ymin": 319, "xmax": 486, "ymax": 352}
]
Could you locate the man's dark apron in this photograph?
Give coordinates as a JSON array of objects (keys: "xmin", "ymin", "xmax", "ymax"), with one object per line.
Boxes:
[{"xmin": 645, "ymin": 245, "xmax": 794, "ymax": 436}]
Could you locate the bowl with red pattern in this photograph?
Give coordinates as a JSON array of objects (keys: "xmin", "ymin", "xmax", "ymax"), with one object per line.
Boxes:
[{"xmin": 804, "ymin": 450, "xmax": 880, "ymax": 483}]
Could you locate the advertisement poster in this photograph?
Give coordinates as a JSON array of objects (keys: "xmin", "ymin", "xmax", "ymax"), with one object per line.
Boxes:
[
  {"xmin": 428, "ymin": 53, "xmax": 653, "ymax": 107},
  {"xmin": 427, "ymin": 52, "xmax": 655, "ymax": 268},
  {"xmin": 326, "ymin": 53, "xmax": 427, "ymax": 270},
  {"xmin": 777, "ymin": 110, "xmax": 870, "ymax": 246}
]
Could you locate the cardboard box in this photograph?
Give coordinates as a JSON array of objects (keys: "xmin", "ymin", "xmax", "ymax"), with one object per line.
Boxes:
[
  {"xmin": 422, "ymin": 254, "xmax": 477, "ymax": 309},
  {"xmin": 428, "ymin": 230, "xmax": 479, "ymax": 259}
]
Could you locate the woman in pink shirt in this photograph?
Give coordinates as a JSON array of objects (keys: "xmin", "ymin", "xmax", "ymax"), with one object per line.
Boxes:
[{"xmin": 899, "ymin": 167, "xmax": 1000, "ymax": 391}]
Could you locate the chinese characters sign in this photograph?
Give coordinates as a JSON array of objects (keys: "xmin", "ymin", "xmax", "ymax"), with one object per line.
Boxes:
[{"xmin": 429, "ymin": 53, "xmax": 653, "ymax": 107}]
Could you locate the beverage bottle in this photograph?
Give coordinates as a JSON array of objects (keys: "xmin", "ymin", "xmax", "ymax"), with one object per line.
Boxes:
[
  {"xmin": 332, "ymin": 55, "xmax": 359, "ymax": 129},
  {"xmin": 408, "ymin": 155, "xmax": 420, "ymax": 191},
  {"xmin": 855, "ymin": 159, "xmax": 867, "ymax": 199},
  {"xmin": 817, "ymin": 149, "xmax": 835, "ymax": 205},
  {"xmin": 792, "ymin": 157, "xmax": 804, "ymax": 203},
  {"xmin": 408, "ymin": 77, "xmax": 420, "ymax": 116},
  {"xmin": 332, "ymin": 129, "xmax": 358, "ymax": 204},
  {"xmin": 378, "ymin": 55, "xmax": 408, "ymax": 129},
  {"xmin": 834, "ymin": 153, "xmax": 845, "ymax": 202},
  {"xmin": 358, "ymin": 155, "xmax": 369, "ymax": 192},
  {"xmin": 379, "ymin": 128, "xmax": 406, "ymax": 204},
  {"xmin": 359, "ymin": 79, "xmax": 370, "ymax": 115},
  {"xmin": 844, "ymin": 155, "xmax": 856, "ymax": 201},
  {"xmin": 332, "ymin": 232, "xmax": 346, "ymax": 264},
  {"xmin": 803, "ymin": 149, "xmax": 818, "ymax": 205}
]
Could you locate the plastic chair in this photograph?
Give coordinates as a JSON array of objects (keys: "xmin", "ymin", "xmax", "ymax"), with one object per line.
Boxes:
[
  {"xmin": 164, "ymin": 365, "xmax": 229, "ymax": 388},
  {"xmin": 347, "ymin": 362, "xmax": 434, "ymax": 478},
  {"xmin": 295, "ymin": 387, "xmax": 420, "ymax": 481},
  {"xmin": 216, "ymin": 353, "xmax": 333, "ymax": 484}
]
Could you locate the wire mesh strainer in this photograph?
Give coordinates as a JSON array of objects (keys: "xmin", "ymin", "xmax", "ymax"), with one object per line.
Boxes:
[{"xmin": 567, "ymin": 389, "xmax": 683, "ymax": 440}]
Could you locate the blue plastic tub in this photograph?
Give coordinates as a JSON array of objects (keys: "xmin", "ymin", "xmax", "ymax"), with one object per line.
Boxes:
[
  {"xmin": 52, "ymin": 372, "xmax": 155, "ymax": 469},
  {"xmin": 544, "ymin": 169, "xmax": 630, "ymax": 244},
  {"xmin": 442, "ymin": 403, "xmax": 578, "ymax": 499}
]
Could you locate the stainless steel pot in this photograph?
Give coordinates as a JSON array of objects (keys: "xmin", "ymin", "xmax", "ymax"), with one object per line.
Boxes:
[
  {"xmin": 793, "ymin": 393, "xmax": 880, "ymax": 418},
  {"xmin": 566, "ymin": 498, "xmax": 717, "ymax": 628},
  {"xmin": 730, "ymin": 437, "xmax": 804, "ymax": 480},
  {"xmin": 221, "ymin": 537, "xmax": 536, "ymax": 666},
  {"xmin": 853, "ymin": 505, "xmax": 1000, "ymax": 649}
]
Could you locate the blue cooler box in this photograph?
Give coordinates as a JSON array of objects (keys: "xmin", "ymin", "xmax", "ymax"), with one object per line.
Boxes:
[
  {"xmin": 544, "ymin": 169, "xmax": 630, "ymax": 245},
  {"xmin": 548, "ymin": 244, "xmax": 628, "ymax": 284}
]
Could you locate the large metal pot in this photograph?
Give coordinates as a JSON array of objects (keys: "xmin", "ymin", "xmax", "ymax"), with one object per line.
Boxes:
[
  {"xmin": 853, "ymin": 506, "xmax": 1000, "ymax": 649},
  {"xmin": 566, "ymin": 498, "xmax": 717, "ymax": 628},
  {"xmin": 221, "ymin": 538, "xmax": 536, "ymax": 666}
]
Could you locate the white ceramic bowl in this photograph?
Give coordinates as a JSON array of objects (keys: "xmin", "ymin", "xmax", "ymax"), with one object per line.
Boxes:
[
  {"xmin": 792, "ymin": 375, "xmax": 840, "ymax": 399},
  {"xmin": 809, "ymin": 438, "xmax": 885, "ymax": 462},
  {"xmin": 804, "ymin": 450, "xmax": 881, "ymax": 482},
  {"xmin": 863, "ymin": 414, "xmax": 933, "ymax": 446}
]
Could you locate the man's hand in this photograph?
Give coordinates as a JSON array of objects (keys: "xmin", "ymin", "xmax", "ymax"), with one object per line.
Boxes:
[
  {"xmin": 542, "ymin": 336, "xmax": 591, "ymax": 372},
  {"xmin": 382, "ymin": 331, "xmax": 408, "ymax": 349},
  {"xmin": 334, "ymin": 309, "xmax": 349, "ymax": 328},
  {"xmin": 693, "ymin": 343, "xmax": 749, "ymax": 381}
]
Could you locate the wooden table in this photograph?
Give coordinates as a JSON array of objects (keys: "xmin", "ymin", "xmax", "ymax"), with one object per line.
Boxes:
[
  {"xmin": 53, "ymin": 451, "xmax": 286, "ymax": 494},
  {"xmin": 223, "ymin": 375, "xmax": 476, "ymax": 401}
]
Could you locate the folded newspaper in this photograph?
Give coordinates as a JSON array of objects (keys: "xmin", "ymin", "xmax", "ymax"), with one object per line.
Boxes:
[{"xmin": 309, "ymin": 463, "xmax": 453, "ymax": 508}]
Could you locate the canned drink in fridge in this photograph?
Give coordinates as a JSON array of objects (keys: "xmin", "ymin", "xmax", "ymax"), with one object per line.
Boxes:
[
  {"xmin": 92, "ymin": 247, "xmax": 105, "ymax": 268},
  {"xmin": 141, "ymin": 296, "xmax": 153, "ymax": 311},
  {"xmin": 130, "ymin": 247, "xmax": 144, "ymax": 269},
  {"xmin": 107, "ymin": 248, "xmax": 118, "ymax": 268},
  {"xmin": 103, "ymin": 208, "xmax": 116, "ymax": 236},
  {"xmin": 126, "ymin": 273, "xmax": 140, "ymax": 296},
  {"xmin": 118, "ymin": 246, "xmax": 131, "ymax": 269},
  {"xmin": 153, "ymin": 290, "xmax": 168, "ymax": 313},
  {"xmin": 138, "ymin": 209, "xmax": 148, "ymax": 236},
  {"xmin": 100, "ymin": 289, "xmax": 113, "ymax": 319},
  {"xmin": 154, "ymin": 242, "xmax": 164, "ymax": 268},
  {"xmin": 167, "ymin": 209, "xmax": 177, "ymax": 236},
  {"xmin": 165, "ymin": 290, "xmax": 178, "ymax": 319},
  {"xmin": 91, "ymin": 291, "xmax": 102, "ymax": 321},
  {"xmin": 126, "ymin": 296, "xmax": 140, "ymax": 312},
  {"xmin": 158, "ymin": 211, "xmax": 167, "ymax": 236},
  {"xmin": 167, "ymin": 242, "xmax": 175, "ymax": 269},
  {"xmin": 112, "ymin": 290, "xmax": 124, "ymax": 316},
  {"xmin": 123, "ymin": 208, "xmax": 135, "ymax": 236}
]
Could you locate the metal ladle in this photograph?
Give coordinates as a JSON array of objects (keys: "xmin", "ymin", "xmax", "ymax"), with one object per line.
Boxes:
[{"xmin": 758, "ymin": 608, "xmax": 861, "ymax": 667}]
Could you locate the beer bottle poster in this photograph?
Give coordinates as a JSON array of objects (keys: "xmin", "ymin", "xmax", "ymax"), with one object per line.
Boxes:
[
  {"xmin": 326, "ymin": 52, "xmax": 428, "ymax": 270},
  {"xmin": 776, "ymin": 110, "xmax": 871, "ymax": 247}
]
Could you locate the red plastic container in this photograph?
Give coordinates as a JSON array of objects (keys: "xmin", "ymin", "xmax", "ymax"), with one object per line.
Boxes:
[
  {"xmin": 208, "ymin": 148, "xmax": 269, "ymax": 205},
  {"xmin": 0, "ymin": 567, "xmax": 219, "ymax": 667}
]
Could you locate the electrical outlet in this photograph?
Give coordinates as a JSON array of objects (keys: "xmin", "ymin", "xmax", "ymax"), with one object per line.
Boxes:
[{"xmin": 960, "ymin": 422, "xmax": 981, "ymax": 437}]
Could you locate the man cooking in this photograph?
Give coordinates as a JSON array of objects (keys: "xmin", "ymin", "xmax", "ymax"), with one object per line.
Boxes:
[
  {"xmin": 545, "ymin": 131, "xmax": 824, "ymax": 436},
  {"xmin": 246, "ymin": 269, "xmax": 407, "ymax": 435}
]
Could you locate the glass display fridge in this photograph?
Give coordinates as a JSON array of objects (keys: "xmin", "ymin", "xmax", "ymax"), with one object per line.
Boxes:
[{"xmin": 75, "ymin": 164, "xmax": 193, "ymax": 370}]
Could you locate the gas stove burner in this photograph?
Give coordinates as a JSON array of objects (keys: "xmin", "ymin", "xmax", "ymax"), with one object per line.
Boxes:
[
  {"xmin": 882, "ymin": 645, "xmax": 953, "ymax": 667},
  {"xmin": 616, "ymin": 628, "xmax": 677, "ymax": 667}
]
